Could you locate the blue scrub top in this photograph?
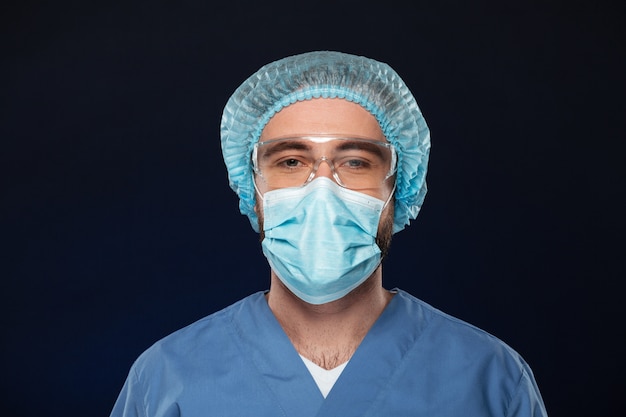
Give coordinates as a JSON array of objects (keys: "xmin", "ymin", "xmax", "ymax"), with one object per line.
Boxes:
[{"xmin": 110, "ymin": 290, "xmax": 547, "ymax": 416}]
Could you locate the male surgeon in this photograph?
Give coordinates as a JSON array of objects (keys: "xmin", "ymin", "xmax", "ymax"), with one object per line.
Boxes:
[{"xmin": 110, "ymin": 51, "xmax": 548, "ymax": 416}]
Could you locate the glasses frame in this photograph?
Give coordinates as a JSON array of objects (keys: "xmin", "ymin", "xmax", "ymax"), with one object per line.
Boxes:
[{"xmin": 252, "ymin": 135, "xmax": 397, "ymax": 190}]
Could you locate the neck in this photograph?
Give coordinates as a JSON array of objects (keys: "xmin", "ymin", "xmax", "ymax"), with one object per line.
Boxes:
[{"xmin": 266, "ymin": 266, "xmax": 393, "ymax": 369}]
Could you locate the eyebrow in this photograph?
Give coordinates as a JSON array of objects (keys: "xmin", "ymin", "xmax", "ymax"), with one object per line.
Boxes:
[
  {"xmin": 336, "ymin": 140, "xmax": 386, "ymax": 159},
  {"xmin": 259, "ymin": 140, "xmax": 312, "ymax": 159},
  {"xmin": 259, "ymin": 138, "xmax": 387, "ymax": 160}
]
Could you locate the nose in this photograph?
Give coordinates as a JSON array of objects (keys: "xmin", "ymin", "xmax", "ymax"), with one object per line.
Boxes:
[{"xmin": 313, "ymin": 157, "xmax": 334, "ymax": 179}]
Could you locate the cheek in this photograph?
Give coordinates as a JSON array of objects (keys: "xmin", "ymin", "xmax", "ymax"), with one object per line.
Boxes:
[{"xmin": 253, "ymin": 173, "xmax": 272, "ymax": 195}]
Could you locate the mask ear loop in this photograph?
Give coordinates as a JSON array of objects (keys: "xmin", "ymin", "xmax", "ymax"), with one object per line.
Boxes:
[
  {"xmin": 382, "ymin": 179, "xmax": 396, "ymax": 210},
  {"xmin": 253, "ymin": 174, "xmax": 265, "ymax": 200}
]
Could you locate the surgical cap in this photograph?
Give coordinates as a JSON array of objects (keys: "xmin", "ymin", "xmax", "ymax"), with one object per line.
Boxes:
[{"xmin": 220, "ymin": 50, "xmax": 430, "ymax": 233}]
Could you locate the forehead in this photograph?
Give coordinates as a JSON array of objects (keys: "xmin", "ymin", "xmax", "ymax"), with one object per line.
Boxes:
[{"xmin": 259, "ymin": 98, "xmax": 386, "ymax": 142}]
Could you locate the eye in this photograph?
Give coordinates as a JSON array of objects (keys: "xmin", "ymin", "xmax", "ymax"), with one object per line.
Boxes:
[
  {"xmin": 283, "ymin": 158, "xmax": 300, "ymax": 167},
  {"xmin": 345, "ymin": 159, "xmax": 368, "ymax": 168},
  {"xmin": 338, "ymin": 157, "xmax": 372, "ymax": 170},
  {"xmin": 275, "ymin": 157, "xmax": 307, "ymax": 170}
]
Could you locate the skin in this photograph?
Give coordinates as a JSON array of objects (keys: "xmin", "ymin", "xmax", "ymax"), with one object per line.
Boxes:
[{"xmin": 254, "ymin": 98, "xmax": 396, "ymax": 370}]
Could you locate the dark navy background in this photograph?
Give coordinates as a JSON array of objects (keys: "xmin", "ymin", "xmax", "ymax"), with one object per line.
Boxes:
[{"xmin": 2, "ymin": 1, "xmax": 624, "ymax": 416}]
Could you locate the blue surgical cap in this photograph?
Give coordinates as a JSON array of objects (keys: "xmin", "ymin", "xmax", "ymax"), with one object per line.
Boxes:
[{"xmin": 220, "ymin": 50, "xmax": 430, "ymax": 233}]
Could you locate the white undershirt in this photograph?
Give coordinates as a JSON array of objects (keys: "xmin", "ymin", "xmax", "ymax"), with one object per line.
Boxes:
[{"xmin": 299, "ymin": 354, "xmax": 349, "ymax": 398}]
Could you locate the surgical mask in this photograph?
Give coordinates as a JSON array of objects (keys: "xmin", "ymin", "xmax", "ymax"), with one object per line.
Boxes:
[{"xmin": 259, "ymin": 177, "xmax": 389, "ymax": 304}]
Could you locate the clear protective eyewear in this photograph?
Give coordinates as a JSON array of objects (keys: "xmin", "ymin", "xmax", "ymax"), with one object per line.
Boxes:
[{"xmin": 252, "ymin": 136, "xmax": 397, "ymax": 191}]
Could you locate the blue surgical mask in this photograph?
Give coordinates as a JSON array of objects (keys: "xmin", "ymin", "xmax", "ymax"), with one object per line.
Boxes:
[{"xmin": 259, "ymin": 177, "xmax": 388, "ymax": 304}]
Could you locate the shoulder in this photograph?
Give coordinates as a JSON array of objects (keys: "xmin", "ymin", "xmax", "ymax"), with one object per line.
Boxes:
[
  {"xmin": 393, "ymin": 289, "xmax": 531, "ymax": 377},
  {"xmin": 382, "ymin": 290, "xmax": 547, "ymax": 416},
  {"xmin": 111, "ymin": 292, "xmax": 276, "ymax": 415},
  {"xmin": 131, "ymin": 292, "xmax": 265, "ymax": 375},
  {"xmin": 394, "ymin": 289, "xmax": 519, "ymax": 347}
]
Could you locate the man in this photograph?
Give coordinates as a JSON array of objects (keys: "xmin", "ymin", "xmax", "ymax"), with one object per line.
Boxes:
[{"xmin": 111, "ymin": 51, "xmax": 547, "ymax": 416}]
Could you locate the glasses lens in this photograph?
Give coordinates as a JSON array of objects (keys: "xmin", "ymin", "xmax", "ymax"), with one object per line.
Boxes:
[{"xmin": 254, "ymin": 137, "xmax": 396, "ymax": 190}]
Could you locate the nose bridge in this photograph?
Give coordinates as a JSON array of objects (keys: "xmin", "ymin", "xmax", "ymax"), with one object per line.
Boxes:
[
  {"xmin": 313, "ymin": 156, "xmax": 334, "ymax": 176},
  {"xmin": 309, "ymin": 156, "xmax": 343, "ymax": 186}
]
